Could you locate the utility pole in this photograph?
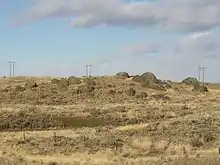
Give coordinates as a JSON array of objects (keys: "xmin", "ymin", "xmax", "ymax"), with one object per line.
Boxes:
[
  {"xmin": 85, "ymin": 64, "xmax": 92, "ymax": 77},
  {"xmin": 12, "ymin": 62, "xmax": 15, "ymax": 77},
  {"xmin": 8, "ymin": 61, "xmax": 16, "ymax": 77},
  {"xmin": 198, "ymin": 66, "xmax": 206, "ymax": 85}
]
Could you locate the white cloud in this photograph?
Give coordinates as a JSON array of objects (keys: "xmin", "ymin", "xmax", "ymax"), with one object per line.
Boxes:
[{"xmin": 13, "ymin": 0, "xmax": 220, "ymax": 33}]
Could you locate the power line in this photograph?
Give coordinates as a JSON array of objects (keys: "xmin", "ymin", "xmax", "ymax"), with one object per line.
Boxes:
[{"xmin": 8, "ymin": 61, "xmax": 16, "ymax": 77}]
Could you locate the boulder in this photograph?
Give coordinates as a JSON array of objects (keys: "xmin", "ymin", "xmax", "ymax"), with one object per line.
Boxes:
[
  {"xmin": 182, "ymin": 77, "xmax": 199, "ymax": 86},
  {"xmin": 140, "ymin": 72, "xmax": 158, "ymax": 84},
  {"xmin": 116, "ymin": 72, "xmax": 130, "ymax": 78}
]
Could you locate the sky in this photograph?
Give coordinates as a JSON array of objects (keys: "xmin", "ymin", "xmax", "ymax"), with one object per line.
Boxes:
[{"xmin": 0, "ymin": 0, "xmax": 220, "ymax": 82}]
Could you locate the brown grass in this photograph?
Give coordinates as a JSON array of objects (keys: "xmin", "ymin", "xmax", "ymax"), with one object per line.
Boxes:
[{"xmin": 0, "ymin": 76, "xmax": 220, "ymax": 164}]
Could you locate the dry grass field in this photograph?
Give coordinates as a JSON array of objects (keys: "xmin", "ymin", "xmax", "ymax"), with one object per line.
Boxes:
[{"xmin": 0, "ymin": 73, "xmax": 220, "ymax": 165}]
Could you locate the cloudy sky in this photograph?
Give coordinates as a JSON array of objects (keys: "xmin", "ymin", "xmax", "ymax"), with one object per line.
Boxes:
[{"xmin": 0, "ymin": 0, "xmax": 220, "ymax": 82}]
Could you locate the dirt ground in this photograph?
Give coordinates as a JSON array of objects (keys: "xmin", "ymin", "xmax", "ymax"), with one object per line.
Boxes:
[{"xmin": 0, "ymin": 75, "xmax": 220, "ymax": 165}]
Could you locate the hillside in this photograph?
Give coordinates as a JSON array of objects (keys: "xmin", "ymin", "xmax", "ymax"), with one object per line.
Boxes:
[{"xmin": 0, "ymin": 72, "xmax": 220, "ymax": 165}]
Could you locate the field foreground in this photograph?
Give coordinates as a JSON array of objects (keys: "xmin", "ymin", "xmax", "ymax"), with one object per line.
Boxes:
[{"xmin": 0, "ymin": 75, "xmax": 220, "ymax": 165}]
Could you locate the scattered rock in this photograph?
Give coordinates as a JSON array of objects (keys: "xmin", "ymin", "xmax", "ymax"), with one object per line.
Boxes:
[
  {"xmin": 149, "ymin": 83, "xmax": 166, "ymax": 91},
  {"xmin": 132, "ymin": 75, "xmax": 143, "ymax": 83},
  {"xmin": 151, "ymin": 94, "xmax": 170, "ymax": 100},
  {"xmin": 108, "ymin": 89, "xmax": 116, "ymax": 95},
  {"xmin": 116, "ymin": 72, "xmax": 130, "ymax": 78},
  {"xmin": 75, "ymin": 84, "xmax": 95, "ymax": 94},
  {"xmin": 141, "ymin": 81, "xmax": 166, "ymax": 91},
  {"xmin": 1, "ymin": 86, "xmax": 11, "ymax": 92},
  {"xmin": 182, "ymin": 77, "xmax": 200, "ymax": 86},
  {"xmin": 24, "ymin": 80, "xmax": 38, "ymax": 89},
  {"xmin": 192, "ymin": 84, "xmax": 208, "ymax": 92},
  {"xmin": 126, "ymin": 87, "xmax": 136, "ymax": 96},
  {"xmin": 159, "ymin": 80, "xmax": 172, "ymax": 89},
  {"xmin": 68, "ymin": 76, "xmax": 81, "ymax": 85},
  {"xmin": 136, "ymin": 92, "xmax": 148, "ymax": 98},
  {"xmin": 163, "ymin": 83, "xmax": 172, "ymax": 89}
]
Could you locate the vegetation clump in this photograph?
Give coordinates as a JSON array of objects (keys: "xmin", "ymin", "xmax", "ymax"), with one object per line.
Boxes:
[
  {"xmin": 192, "ymin": 84, "xmax": 208, "ymax": 92},
  {"xmin": 74, "ymin": 84, "xmax": 95, "ymax": 94},
  {"xmin": 24, "ymin": 80, "xmax": 38, "ymax": 89},
  {"xmin": 51, "ymin": 78, "xmax": 60, "ymax": 85},
  {"xmin": 151, "ymin": 94, "xmax": 170, "ymax": 100},
  {"xmin": 68, "ymin": 76, "xmax": 81, "ymax": 85},
  {"xmin": 136, "ymin": 92, "xmax": 148, "ymax": 98},
  {"xmin": 14, "ymin": 85, "xmax": 26, "ymax": 92},
  {"xmin": 83, "ymin": 78, "xmax": 96, "ymax": 86},
  {"xmin": 59, "ymin": 78, "xmax": 69, "ymax": 88},
  {"xmin": 126, "ymin": 87, "xmax": 136, "ymax": 96}
]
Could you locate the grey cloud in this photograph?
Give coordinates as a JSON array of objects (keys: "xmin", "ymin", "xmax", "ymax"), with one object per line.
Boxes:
[
  {"xmin": 13, "ymin": 0, "xmax": 220, "ymax": 32},
  {"xmin": 121, "ymin": 41, "xmax": 160, "ymax": 55},
  {"xmin": 176, "ymin": 32, "xmax": 220, "ymax": 59}
]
